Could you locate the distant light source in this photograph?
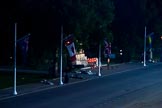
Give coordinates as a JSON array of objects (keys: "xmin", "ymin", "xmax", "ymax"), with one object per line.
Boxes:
[
  {"xmin": 67, "ymin": 41, "xmax": 70, "ymax": 44},
  {"xmin": 79, "ymin": 43, "xmax": 83, "ymax": 45},
  {"xmin": 160, "ymin": 36, "xmax": 162, "ymax": 40},
  {"xmin": 10, "ymin": 56, "xmax": 12, "ymax": 59},
  {"xmin": 120, "ymin": 49, "xmax": 123, "ymax": 55},
  {"xmin": 65, "ymin": 41, "xmax": 70, "ymax": 45}
]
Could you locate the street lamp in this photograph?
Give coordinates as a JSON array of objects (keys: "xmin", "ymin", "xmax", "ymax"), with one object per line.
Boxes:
[
  {"xmin": 144, "ymin": 26, "xmax": 147, "ymax": 66},
  {"xmin": 98, "ymin": 25, "xmax": 103, "ymax": 77},
  {"xmin": 98, "ymin": 44, "xmax": 101, "ymax": 76}
]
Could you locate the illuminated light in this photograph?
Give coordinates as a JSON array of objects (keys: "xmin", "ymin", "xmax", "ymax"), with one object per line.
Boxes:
[
  {"xmin": 107, "ymin": 58, "xmax": 110, "ymax": 63},
  {"xmin": 79, "ymin": 43, "xmax": 83, "ymax": 45},
  {"xmin": 67, "ymin": 41, "xmax": 70, "ymax": 44},
  {"xmin": 65, "ymin": 41, "xmax": 70, "ymax": 46},
  {"xmin": 87, "ymin": 58, "xmax": 97, "ymax": 63}
]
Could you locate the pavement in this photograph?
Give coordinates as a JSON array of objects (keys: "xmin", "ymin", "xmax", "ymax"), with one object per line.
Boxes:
[{"xmin": 0, "ymin": 62, "xmax": 145, "ymax": 101}]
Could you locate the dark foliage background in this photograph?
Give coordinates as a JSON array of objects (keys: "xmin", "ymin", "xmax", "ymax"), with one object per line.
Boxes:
[{"xmin": 0, "ymin": 0, "xmax": 162, "ymax": 68}]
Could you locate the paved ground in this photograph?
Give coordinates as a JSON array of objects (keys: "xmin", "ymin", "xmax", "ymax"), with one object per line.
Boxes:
[{"xmin": 0, "ymin": 62, "xmax": 144, "ymax": 101}]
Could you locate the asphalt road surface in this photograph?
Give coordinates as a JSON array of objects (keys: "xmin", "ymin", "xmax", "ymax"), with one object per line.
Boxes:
[{"xmin": 1, "ymin": 63, "xmax": 162, "ymax": 108}]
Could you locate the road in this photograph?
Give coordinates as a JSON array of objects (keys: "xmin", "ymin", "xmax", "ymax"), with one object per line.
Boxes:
[{"xmin": 0, "ymin": 63, "xmax": 162, "ymax": 108}]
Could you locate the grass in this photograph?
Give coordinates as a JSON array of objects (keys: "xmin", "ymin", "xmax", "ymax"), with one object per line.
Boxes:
[{"xmin": 0, "ymin": 72, "xmax": 49, "ymax": 89}]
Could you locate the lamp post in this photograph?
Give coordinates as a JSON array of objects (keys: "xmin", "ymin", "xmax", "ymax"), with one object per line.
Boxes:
[
  {"xmin": 98, "ymin": 25, "xmax": 103, "ymax": 77},
  {"xmin": 98, "ymin": 43, "xmax": 101, "ymax": 76},
  {"xmin": 13, "ymin": 23, "xmax": 17, "ymax": 95},
  {"xmin": 144, "ymin": 26, "xmax": 147, "ymax": 66},
  {"xmin": 60, "ymin": 25, "xmax": 64, "ymax": 85}
]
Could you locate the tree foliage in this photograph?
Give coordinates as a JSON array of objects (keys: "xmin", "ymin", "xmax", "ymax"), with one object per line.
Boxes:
[
  {"xmin": 3, "ymin": 0, "xmax": 162, "ymax": 65},
  {"xmin": 111, "ymin": 0, "xmax": 162, "ymax": 61},
  {"xmin": 0, "ymin": 0, "xmax": 115, "ymax": 65}
]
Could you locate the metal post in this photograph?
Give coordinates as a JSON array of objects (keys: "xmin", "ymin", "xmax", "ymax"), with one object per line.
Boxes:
[
  {"xmin": 60, "ymin": 25, "xmax": 64, "ymax": 85},
  {"xmin": 144, "ymin": 26, "xmax": 147, "ymax": 66},
  {"xmin": 13, "ymin": 23, "xmax": 17, "ymax": 95},
  {"xmin": 98, "ymin": 43, "xmax": 101, "ymax": 76}
]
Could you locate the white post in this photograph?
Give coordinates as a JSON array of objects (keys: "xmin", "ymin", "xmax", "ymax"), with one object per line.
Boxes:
[
  {"xmin": 150, "ymin": 48, "xmax": 153, "ymax": 62},
  {"xmin": 144, "ymin": 26, "xmax": 147, "ymax": 66},
  {"xmin": 13, "ymin": 23, "xmax": 17, "ymax": 95},
  {"xmin": 60, "ymin": 25, "xmax": 64, "ymax": 85},
  {"xmin": 98, "ymin": 43, "xmax": 101, "ymax": 76}
]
